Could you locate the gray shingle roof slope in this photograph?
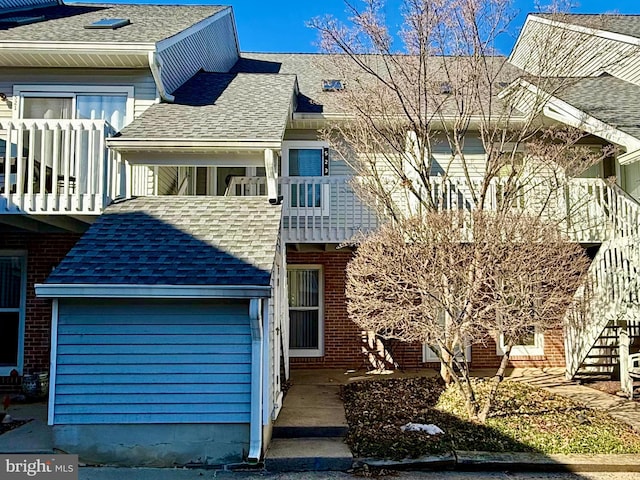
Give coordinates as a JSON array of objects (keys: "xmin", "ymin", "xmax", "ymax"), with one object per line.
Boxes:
[
  {"xmin": 231, "ymin": 53, "xmax": 525, "ymax": 116},
  {"xmin": 45, "ymin": 196, "xmax": 282, "ymax": 286},
  {"xmin": 535, "ymin": 13, "xmax": 640, "ymax": 40},
  {"xmin": 550, "ymin": 74, "xmax": 640, "ymax": 140},
  {"xmin": 0, "ymin": 3, "xmax": 226, "ymax": 44},
  {"xmin": 117, "ymin": 72, "xmax": 296, "ymax": 141}
]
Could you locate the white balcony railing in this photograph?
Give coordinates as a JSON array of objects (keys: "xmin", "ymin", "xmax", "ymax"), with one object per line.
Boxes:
[
  {"xmin": 227, "ymin": 175, "xmax": 612, "ymax": 244},
  {"xmin": 227, "ymin": 175, "xmax": 379, "ymax": 243},
  {"xmin": 1, "ymin": 119, "xmax": 123, "ymax": 215}
]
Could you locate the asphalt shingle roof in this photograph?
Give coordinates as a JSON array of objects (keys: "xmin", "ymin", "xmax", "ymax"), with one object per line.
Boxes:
[
  {"xmin": 45, "ymin": 196, "xmax": 282, "ymax": 286},
  {"xmin": 0, "ymin": 3, "xmax": 226, "ymax": 44},
  {"xmin": 551, "ymin": 74, "xmax": 640, "ymax": 141},
  {"xmin": 117, "ymin": 72, "xmax": 296, "ymax": 140},
  {"xmin": 231, "ymin": 53, "xmax": 525, "ymax": 116},
  {"xmin": 536, "ymin": 14, "xmax": 640, "ymax": 40}
]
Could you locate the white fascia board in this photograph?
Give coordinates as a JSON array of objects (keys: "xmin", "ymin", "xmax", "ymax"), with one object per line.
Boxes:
[
  {"xmin": 35, "ymin": 284, "xmax": 271, "ymax": 299},
  {"xmin": 292, "ymin": 112, "xmax": 527, "ymax": 128},
  {"xmin": 155, "ymin": 7, "xmax": 233, "ymax": 52},
  {"xmin": 508, "ymin": 15, "xmax": 536, "ymax": 64},
  {"xmin": 530, "ymin": 15, "xmax": 640, "ymax": 48},
  {"xmin": 0, "ymin": 41, "xmax": 155, "ymax": 54},
  {"xmin": 515, "ymin": 79, "xmax": 640, "ymax": 152},
  {"xmin": 107, "ymin": 138, "xmax": 283, "ymax": 151},
  {"xmin": 618, "ymin": 148, "xmax": 640, "ymax": 166}
]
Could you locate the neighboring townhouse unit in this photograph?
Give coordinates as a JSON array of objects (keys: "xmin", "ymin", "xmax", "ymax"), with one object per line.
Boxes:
[{"xmin": 0, "ymin": 0, "xmax": 639, "ymax": 467}]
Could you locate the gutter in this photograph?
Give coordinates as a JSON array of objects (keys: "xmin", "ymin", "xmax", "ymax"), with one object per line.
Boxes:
[
  {"xmin": 618, "ymin": 148, "xmax": 640, "ymax": 166},
  {"xmin": 248, "ymin": 298, "xmax": 264, "ymax": 464},
  {"xmin": 107, "ymin": 138, "xmax": 283, "ymax": 151},
  {"xmin": 34, "ymin": 284, "xmax": 271, "ymax": 299}
]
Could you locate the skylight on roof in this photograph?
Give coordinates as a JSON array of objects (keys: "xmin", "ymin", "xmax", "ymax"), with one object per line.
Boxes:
[
  {"xmin": 322, "ymin": 79, "xmax": 345, "ymax": 92},
  {"xmin": 84, "ymin": 18, "xmax": 131, "ymax": 30}
]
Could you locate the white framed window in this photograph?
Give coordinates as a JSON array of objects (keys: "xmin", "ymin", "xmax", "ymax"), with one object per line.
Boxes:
[
  {"xmin": 287, "ymin": 265, "xmax": 323, "ymax": 357},
  {"xmin": 14, "ymin": 85, "xmax": 135, "ymax": 131},
  {"xmin": 497, "ymin": 327, "xmax": 545, "ymax": 357},
  {"xmin": 282, "ymin": 141, "xmax": 330, "ymax": 215},
  {"xmin": 422, "ymin": 310, "xmax": 471, "ymax": 362},
  {"xmin": 0, "ymin": 252, "xmax": 26, "ymax": 376}
]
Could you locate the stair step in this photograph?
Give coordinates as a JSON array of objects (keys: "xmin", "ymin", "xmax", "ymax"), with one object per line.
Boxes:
[
  {"xmin": 265, "ymin": 437, "xmax": 353, "ymax": 472},
  {"xmin": 272, "ymin": 426, "xmax": 349, "ymax": 439},
  {"xmin": 585, "ymin": 354, "xmax": 619, "ymax": 358}
]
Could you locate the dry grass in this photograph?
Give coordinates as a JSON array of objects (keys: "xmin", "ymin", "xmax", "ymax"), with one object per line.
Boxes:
[{"xmin": 342, "ymin": 377, "xmax": 640, "ymax": 460}]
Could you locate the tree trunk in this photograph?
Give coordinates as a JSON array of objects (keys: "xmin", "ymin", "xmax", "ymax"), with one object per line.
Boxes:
[{"xmin": 477, "ymin": 344, "xmax": 512, "ymax": 423}]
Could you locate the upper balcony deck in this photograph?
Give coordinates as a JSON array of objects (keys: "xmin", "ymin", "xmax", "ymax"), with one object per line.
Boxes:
[
  {"xmin": 1, "ymin": 119, "xmax": 633, "ymax": 245},
  {"xmin": 226, "ymin": 175, "xmax": 622, "ymax": 245},
  {"xmin": 1, "ymin": 119, "xmax": 123, "ymax": 216}
]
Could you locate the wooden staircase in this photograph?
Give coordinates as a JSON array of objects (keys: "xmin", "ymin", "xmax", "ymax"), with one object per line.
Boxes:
[{"xmin": 565, "ymin": 183, "xmax": 640, "ymax": 381}]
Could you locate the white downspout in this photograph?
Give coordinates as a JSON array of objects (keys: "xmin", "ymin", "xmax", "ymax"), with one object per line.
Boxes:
[
  {"xmin": 248, "ymin": 298, "xmax": 264, "ymax": 463},
  {"xmin": 148, "ymin": 51, "xmax": 175, "ymax": 103}
]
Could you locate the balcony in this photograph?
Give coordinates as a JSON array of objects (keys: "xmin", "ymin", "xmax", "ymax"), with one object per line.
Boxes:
[
  {"xmin": 227, "ymin": 175, "xmax": 379, "ymax": 243},
  {"xmin": 0, "ymin": 119, "xmax": 123, "ymax": 215},
  {"xmin": 227, "ymin": 175, "xmax": 613, "ymax": 244}
]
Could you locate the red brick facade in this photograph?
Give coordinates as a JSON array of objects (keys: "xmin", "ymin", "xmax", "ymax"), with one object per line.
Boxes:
[
  {"xmin": 287, "ymin": 248, "xmax": 566, "ymax": 370},
  {"xmin": 0, "ymin": 232, "xmax": 80, "ymax": 377}
]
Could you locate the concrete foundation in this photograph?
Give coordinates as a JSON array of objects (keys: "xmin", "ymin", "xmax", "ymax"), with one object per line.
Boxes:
[{"xmin": 53, "ymin": 423, "xmax": 250, "ymax": 467}]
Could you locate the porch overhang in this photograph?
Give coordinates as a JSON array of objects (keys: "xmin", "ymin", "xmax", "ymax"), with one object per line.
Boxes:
[
  {"xmin": 510, "ymin": 78, "xmax": 640, "ymax": 163},
  {"xmin": 106, "ymin": 138, "xmax": 283, "ymax": 152},
  {"xmin": 35, "ymin": 283, "xmax": 271, "ymax": 299}
]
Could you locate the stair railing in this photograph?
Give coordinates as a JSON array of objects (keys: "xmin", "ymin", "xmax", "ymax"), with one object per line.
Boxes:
[{"xmin": 564, "ymin": 182, "xmax": 640, "ymax": 379}]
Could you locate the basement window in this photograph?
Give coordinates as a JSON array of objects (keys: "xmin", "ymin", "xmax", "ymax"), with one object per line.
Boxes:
[{"xmin": 84, "ymin": 18, "xmax": 131, "ymax": 30}]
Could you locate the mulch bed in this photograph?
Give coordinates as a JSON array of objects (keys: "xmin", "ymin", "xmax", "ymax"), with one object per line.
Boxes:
[{"xmin": 342, "ymin": 376, "xmax": 640, "ymax": 460}]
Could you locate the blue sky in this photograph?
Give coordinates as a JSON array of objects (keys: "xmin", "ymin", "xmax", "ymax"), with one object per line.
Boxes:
[{"xmin": 79, "ymin": 1, "xmax": 638, "ymax": 54}]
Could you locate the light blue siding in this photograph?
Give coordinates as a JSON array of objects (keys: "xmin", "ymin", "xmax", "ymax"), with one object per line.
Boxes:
[
  {"xmin": 158, "ymin": 10, "xmax": 239, "ymax": 94},
  {"xmin": 54, "ymin": 299, "xmax": 251, "ymax": 425}
]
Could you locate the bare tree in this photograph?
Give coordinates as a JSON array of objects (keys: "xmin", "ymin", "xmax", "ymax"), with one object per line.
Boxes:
[
  {"xmin": 346, "ymin": 211, "xmax": 589, "ymax": 422},
  {"xmin": 309, "ymin": 0, "xmax": 626, "ymax": 421}
]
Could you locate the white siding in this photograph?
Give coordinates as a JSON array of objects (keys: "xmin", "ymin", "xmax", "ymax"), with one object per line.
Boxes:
[
  {"xmin": 54, "ymin": 299, "xmax": 252, "ymax": 425},
  {"xmin": 158, "ymin": 10, "xmax": 238, "ymax": 94},
  {"xmin": 511, "ymin": 18, "xmax": 640, "ymax": 86},
  {"xmin": 0, "ymin": 68, "xmax": 157, "ymax": 121}
]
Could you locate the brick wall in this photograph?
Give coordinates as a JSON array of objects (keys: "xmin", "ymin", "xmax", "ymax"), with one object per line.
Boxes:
[
  {"xmin": 470, "ymin": 331, "xmax": 566, "ymax": 369},
  {"xmin": 0, "ymin": 232, "xmax": 80, "ymax": 377},
  {"xmin": 287, "ymin": 249, "xmax": 423, "ymax": 370},
  {"xmin": 286, "ymin": 248, "xmax": 566, "ymax": 370}
]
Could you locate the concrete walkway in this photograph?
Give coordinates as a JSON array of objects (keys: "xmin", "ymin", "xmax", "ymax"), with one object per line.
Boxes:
[
  {"xmin": 504, "ymin": 368, "xmax": 640, "ymax": 432},
  {"xmin": 0, "ymin": 401, "xmax": 52, "ymax": 454}
]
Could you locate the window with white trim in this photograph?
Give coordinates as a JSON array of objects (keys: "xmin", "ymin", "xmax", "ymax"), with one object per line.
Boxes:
[
  {"xmin": 15, "ymin": 85, "xmax": 135, "ymax": 131},
  {"xmin": 282, "ymin": 141, "xmax": 329, "ymax": 215},
  {"xmin": 0, "ymin": 253, "xmax": 26, "ymax": 375},
  {"xmin": 287, "ymin": 266, "xmax": 323, "ymax": 357},
  {"xmin": 497, "ymin": 327, "xmax": 545, "ymax": 357}
]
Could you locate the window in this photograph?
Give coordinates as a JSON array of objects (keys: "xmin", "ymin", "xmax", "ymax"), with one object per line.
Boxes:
[
  {"xmin": 498, "ymin": 327, "xmax": 544, "ymax": 357},
  {"xmin": 15, "ymin": 85, "xmax": 134, "ymax": 131},
  {"xmin": 0, "ymin": 253, "xmax": 25, "ymax": 375},
  {"xmin": 283, "ymin": 141, "xmax": 329, "ymax": 214},
  {"xmin": 288, "ymin": 266, "xmax": 323, "ymax": 357}
]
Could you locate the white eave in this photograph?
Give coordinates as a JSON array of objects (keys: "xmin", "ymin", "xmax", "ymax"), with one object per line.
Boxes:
[
  {"xmin": 106, "ymin": 138, "xmax": 284, "ymax": 151},
  {"xmin": 512, "ymin": 79, "xmax": 640, "ymax": 164},
  {"xmin": 35, "ymin": 283, "xmax": 271, "ymax": 299},
  {"xmin": 0, "ymin": 41, "xmax": 156, "ymax": 68}
]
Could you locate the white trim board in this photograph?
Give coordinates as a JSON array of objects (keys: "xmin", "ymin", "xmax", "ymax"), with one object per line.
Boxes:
[{"xmin": 35, "ymin": 284, "xmax": 271, "ymax": 299}]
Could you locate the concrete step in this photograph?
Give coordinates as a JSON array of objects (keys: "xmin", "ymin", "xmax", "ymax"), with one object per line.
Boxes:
[
  {"xmin": 272, "ymin": 425, "xmax": 348, "ymax": 438},
  {"xmin": 265, "ymin": 437, "xmax": 353, "ymax": 472}
]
